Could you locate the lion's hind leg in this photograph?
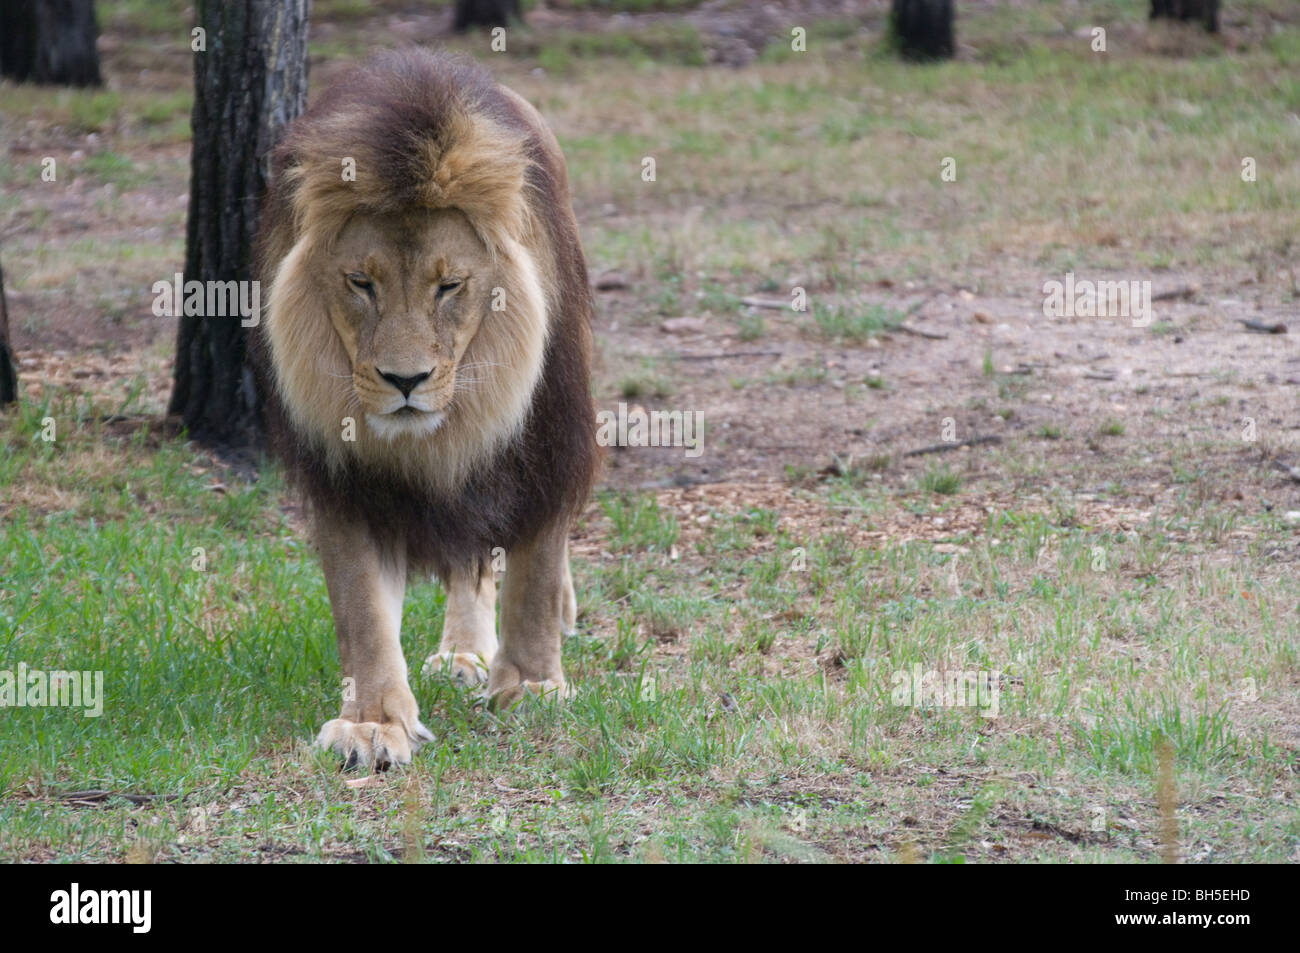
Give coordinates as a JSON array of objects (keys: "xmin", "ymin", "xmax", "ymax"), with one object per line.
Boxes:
[
  {"xmin": 488, "ymin": 520, "xmax": 574, "ymax": 709},
  {"xmin": 423, "ymin": 560, "xmax": 497, "ymax": 687},
  {"xmin": 560, "ymin": 540, "xmax": 577, "ymax": 636}
]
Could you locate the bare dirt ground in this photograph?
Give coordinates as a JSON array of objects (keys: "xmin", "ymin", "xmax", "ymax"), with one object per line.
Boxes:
[
  {"xmin": 593, "ymin": 276, "xmax": 1300, "ymax": 490},
  {"xmin": 19, "ymin": 263, "xmax": 1300, "ymax": 538}
]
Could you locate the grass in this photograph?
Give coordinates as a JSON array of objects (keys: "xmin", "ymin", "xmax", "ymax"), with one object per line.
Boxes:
[
  {"xmin": 735, "ymin": 312, "xmax": 767, "ymax": 342},
  {"xmin": 919, "ymin": 463, "xmax": 962, "ymax": 496},
  {"xmin": 810, "ymin": 301, "xmax": 905, "ymax": 343},
  {"xmin": 534, "ymin": 12, "xmax": 1300, "ymax": 290},
  {"xmin": 80, "ymin": 152, "xmax": 144, "ymax": 189},
  {"xmin": 2, "ymin": 375, "xmax": 1298, "ymax": 862},
  {"xmin": 615, "ymin": 362, "xmax": 673, "ymax": 399},
  {"xmin": 528, "ymin": 24, "xmax": 709, "ymax": 74}
]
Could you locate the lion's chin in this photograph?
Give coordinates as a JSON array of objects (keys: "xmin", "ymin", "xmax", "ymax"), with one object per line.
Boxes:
[{"xmin": 365, "ymin": 408, "xmax": 447, "ymax": 442}]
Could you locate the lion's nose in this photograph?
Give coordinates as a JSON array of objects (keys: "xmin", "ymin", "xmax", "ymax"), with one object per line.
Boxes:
[{"xmin": 379, "ymin": 369, "xmax": 433, "ymax": 398}]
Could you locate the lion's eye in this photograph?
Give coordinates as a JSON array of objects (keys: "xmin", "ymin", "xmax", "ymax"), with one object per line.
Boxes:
[
  {"xmin": 347, "ymin": 273, "xmax": 373, "ymax": 293},
  {"xmin": 437, "ymin": 279, "xmax": 463, "ymax": 298}
]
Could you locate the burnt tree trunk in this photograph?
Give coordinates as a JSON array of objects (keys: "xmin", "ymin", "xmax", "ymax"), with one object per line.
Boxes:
[
  {"xmin": 168, "ymin": 0, "xmax": 309, "ymax": 448},
  {"xmin": 1151, "ymin": 0, "xmax": 1220, "ymax": 33},
  {"xmin": 453, "ymin": 0, "xmax": 522, "ymax": 33},
  {"xmin": 0, "ymin": 260, "xmax": 16, "ymax": 406},
  {"xmin": 890, "ymin": 0, "xmax": 955, "ymax": 61},
  {"xmin": 0, "ymin": 0, "xmax": 102, "ymax": 87}
]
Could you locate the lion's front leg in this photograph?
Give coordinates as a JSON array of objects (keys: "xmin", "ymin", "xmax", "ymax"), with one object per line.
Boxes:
[
  {"xmin": 489, "ymin": 520, "xmax": 574, "ymax": 708},
  {"xmin": 314, "ymin": 516, "xmax": 432, "ymax": 769},
  {"xmin": 423, "ymin": 560, "xmax": 497, "ymax": 687}
]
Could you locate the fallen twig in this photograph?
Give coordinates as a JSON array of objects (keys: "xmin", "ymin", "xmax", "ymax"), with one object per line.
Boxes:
[
  {"xmin": 904, "ymin": 435, "xmax": 1002, "ymax": 457},
  {"xmin": 1152, "ymin": 286, "xmax": 1199, "ymax": 302},
  {"xmin": 673, "ymin": 349, "xmax": 782, "ymax": 361},
  {"xmin": 1238, "ymin": 319, "xmax": 1287, "ymax": 334},
  {"xmin": 739, "ymin": 296, "xmax": 789, "ymax": 310},
  {"xmin": 897, "ymin": 324, "xmax": 948, "ymax": 340}
]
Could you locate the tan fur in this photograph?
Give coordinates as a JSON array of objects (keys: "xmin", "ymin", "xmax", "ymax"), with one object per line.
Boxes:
[
  {"xmin": 489, "ymin": 519, "xmax": 573, "ymax": 707},
  {"xmin": 313, "ymin": 511, "xmax": 433, "ymax": 766},
  {"xmin": 422, "ymin": 563, "xmax": 496, "ymax": 686},
  {"xmin": 265, "ymin": 209, "xmax": 549, "ymax": 495},
  {"xmin": 256, "ymin": 52, "xmax": 599, "ymax": 768}
]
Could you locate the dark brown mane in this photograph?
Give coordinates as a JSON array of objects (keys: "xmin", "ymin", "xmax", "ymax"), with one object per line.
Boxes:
[{"xmin": 251, "ymin": 49, "xmax": 600, "ymax": 580}]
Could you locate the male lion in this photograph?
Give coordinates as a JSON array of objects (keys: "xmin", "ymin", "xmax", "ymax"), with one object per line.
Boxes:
[{"xmin": 252, "ymin": 50, "xmax": 600, "ymax": 768}]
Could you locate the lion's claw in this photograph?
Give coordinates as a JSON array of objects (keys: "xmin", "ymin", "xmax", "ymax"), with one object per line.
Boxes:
[
  {"xmin": 422, "ymin": 650, "xmax": 490, "ymax": 686},
  {"xmin": 316, "ymin": 716, "xmax": 432, "ymax": 770}
]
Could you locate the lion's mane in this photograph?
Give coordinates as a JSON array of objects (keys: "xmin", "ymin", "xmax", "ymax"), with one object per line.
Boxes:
[{"xmin": 251, "ymin": 50, "xmax": 599, "ymax": 580}]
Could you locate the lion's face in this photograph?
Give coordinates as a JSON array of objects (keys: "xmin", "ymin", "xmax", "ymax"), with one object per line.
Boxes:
[{"xmin": 320, "ymin": 207, "xmax": 496, "ymax": 441}]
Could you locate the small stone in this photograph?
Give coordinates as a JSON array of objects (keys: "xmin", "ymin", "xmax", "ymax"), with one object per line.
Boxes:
[{"xmin": 660, "ymin": 316, "xmax": 709, "ymax": 335}]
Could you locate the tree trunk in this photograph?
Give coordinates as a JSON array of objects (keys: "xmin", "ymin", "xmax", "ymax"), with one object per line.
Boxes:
[
  {"xmin": 0, "ymin": 260, "xmax": 16, "ymax": 406},
  {"xmin": 890, "ymin": 0, "xmax": 955, "ymax": 61},
  {"xmin": 0, "ymin": 0, "xmax": 102, "ymax": 87},
  {"xmin": 167, "ymin": 0, "xmax": 309, "ymax": 448},
  {"xmin": 1150, "ymin": 0, "xmax": 1220, "ymax": 33},
  {"xmin": 453, "ymin": 0, "xmax": 522, "ymax": 33}
]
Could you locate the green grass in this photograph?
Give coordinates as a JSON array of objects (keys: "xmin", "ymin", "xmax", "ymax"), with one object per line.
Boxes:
[
  {"xmin": 2, "ymin": 379, "xmax": 1298, "ymax": 862},
  {"xmin": 598, "ymin": 491, "xmax": 679, "ymax": 552},
  {"xmin": 80, "ymin": 152, "xmax": 144, "ymax": 189},
  {"xmin": 614, "ymin": 362, "xmax": 673, "ymax": 399},
  {"xmin": 735, "ymin": 312, "xmax": 767, "ymax": 342},
  {"xmin": 919, "ymin": 463, "xmax": 962, "ymax": 496},
  {"xmin": 810, "ymin": 301, "xmax": 904, "ymax": 342},
  {"xmin": 525, "ymin": 23, "xmax": 710, "ymax": 74},
  {"xmin": 531, "ymin": 5, "xmax": 1300, "ymax": 291}
]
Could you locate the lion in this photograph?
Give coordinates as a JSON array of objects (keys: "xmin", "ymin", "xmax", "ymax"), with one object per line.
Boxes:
[{"xmin": 252, "ymin": 50, "xmax": 600, "ymax": 768}]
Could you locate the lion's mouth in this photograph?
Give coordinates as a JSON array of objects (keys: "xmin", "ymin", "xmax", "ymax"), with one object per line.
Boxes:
[{"xmin": 366, "ymin": 407, "xmax": 446, "ymax": 441}]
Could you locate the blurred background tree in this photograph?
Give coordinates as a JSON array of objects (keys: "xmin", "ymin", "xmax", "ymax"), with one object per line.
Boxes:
[
  {"xmin": 0, "ymin": 0, "xmax": 102, "ymax": 87},
  {"xmin": 453, "ymin": 0, "xmax": 523, "ymax": 33},
  {"xmin": 168, "ymin": 0, "xmax": 309, "ymax": 448},
  {"xmin": 0, "ymin": 260, "xmax": 15, "ymax": 406},
  {"xmin": 890, "ymin": 0, "xmax": 955, "ymax": 61},
  {"xmin": 1151, "ymin": 0, "xmax": 1220, "ymax": 33}
]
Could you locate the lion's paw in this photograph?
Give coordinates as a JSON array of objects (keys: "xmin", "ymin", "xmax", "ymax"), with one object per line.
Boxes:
[
  {"xmin": 490, "ymin": 678, "xmax": 574, "ymax": 711},
  {"xmin": 316, "ymin": 717, "xmax": 433, "ymax": 770},
  {"xmin": 422, "ymin": 650, "xmax": 490, "ymax": 687}
]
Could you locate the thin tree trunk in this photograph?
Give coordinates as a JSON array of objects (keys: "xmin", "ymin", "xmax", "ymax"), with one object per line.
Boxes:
[
  {"xmin": 453, "ymin": 0, "xmax": 522, "ymax": 33},
  {"xmin": 167, "ymin": 0, "xmax": 309, "ymax": 448},
  {"xmin": 890, "ymin": 0, "xmax": 955, "ymax": 61},
  {"xmin": 0, "ymin": 0, "xmax": 102, "ymax": 87},
  {"xmin": 1151, "ymin": 0, "xmax": 1220, "ymax": 33},
  {"xmin": 0, "ymin": 260, "xmax": 17, "ymax": 406}
]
